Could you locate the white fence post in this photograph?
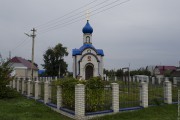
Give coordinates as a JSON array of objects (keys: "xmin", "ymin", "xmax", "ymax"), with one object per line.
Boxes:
[
  {"xmin": 57, "ymin": 86, "xmax": 62, "ymax": 109},
  {"xmin": 44, "ymin": 81, "xmax": 50, "ymax": 104},
  {"xmin": 75, "ymin": 84, "xmax": 85, "ymax": 120},
  {"xmin": 27, "ymin": 79, "xmax": 31, "ymax": 97},
  {"xmin": 164, "ymin": 77, "xmax": 172, "ymax": 104},
  {"xmin": 111, "ymin": 83, "xmax": 119, "ymax": 113},
  {"xmin": 140, "ymin": 82, "xmax": 148, "ymax": 108},
  {"xmin": 35, "ymin": 80, "xmax": 40, "ymax": 100}
]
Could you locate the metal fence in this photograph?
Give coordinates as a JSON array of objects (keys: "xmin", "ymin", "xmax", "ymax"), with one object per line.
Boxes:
[
  {"xmin": 49, "ymin": 84, "xmax": 57, "ymax": 105},
  {"xmin": 30, "ymin": 81, "xmax": 35, "ymax": 97},
  {"xmin": 172, "ymin": 79, "xmax": 180, "ymax": 102},
  {"xmin": 19, "ymin": 78, "xmax": 22, "ymax": 92},
  {"xmin": 119, "ymin": 82, "xmax": 140, "ymax": 109},
  {"xmin": 85, "ymin": 85, "xmax": 112, "ymax": 113},
  {"xmin": 39, "ymin": 82, "xmax": 44, "ymax": 100},
  {"xmin": 148, "ymin": 82, "xmax": 164, "ymax": 105},
  {"xmin": 24, "ymin": 79, "xmax": 28, "ymax": 95},
  {"xmin": 61, "ymin": 85, "xmax": 75, "ymax": 111}
]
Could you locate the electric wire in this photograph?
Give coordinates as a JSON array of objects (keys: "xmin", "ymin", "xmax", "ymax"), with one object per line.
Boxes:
[
  {"xmin": 37, "ymin": 0, "xmax": 111, "ymax": 31},
  {"xmin": 11, "ymin": 37, "xmax": 30, "ymax": 52},
  {"xmin": 12, "ymin": 0, "xmax": 130, "ymax": 51},
  {"xmin": 39, "ymin": 0, "xmax": 130, "ymax": 34},
  {"xmin": 39, "ymin": 0, "xmax": 123, "ymax": 33},
  {"xmin": 35, "ymin": 0, "xmax": 98, "ymax": 29}
]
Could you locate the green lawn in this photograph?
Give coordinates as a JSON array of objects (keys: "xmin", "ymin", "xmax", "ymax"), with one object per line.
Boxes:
[
  {"xmin": 0, "ymin": 96, "xmax": 72, "ymax": 120},
  {"xmin": 0, "ymin": 96, "xmax": 178, "ymax": 120},
  {"xmin": 92, "ymin": 104, "xmax": 178, "ymax": 120}
]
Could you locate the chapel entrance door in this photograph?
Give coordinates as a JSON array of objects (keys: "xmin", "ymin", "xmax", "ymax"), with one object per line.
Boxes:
[{"xmin": 85, "ymin": 65, "xmax": 93, "ymax": 80}]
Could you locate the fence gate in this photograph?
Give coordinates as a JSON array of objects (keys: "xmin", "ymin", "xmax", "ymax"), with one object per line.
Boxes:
[
  {"xmin": 85, "ymin": 85, "xmax": 112, "ymax": 113},
  {"xmin": 119, "ymin": 82, "xmax": 140, "ymax": 109},
  {"xmin": 148, "ymin": 82, "xmax": 164, "ymax": 105}
]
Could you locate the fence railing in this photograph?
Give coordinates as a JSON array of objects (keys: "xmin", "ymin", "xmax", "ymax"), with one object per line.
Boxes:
[
  {"xmin": 10, "ymin": 76, "xmax": 177, "ymax": 120},
  {"xmin": 85, "ymin": 86, "xmax": 112, "ymax": 112},
  {"xmin": 119, "ymin": 83, "xmax": 140, "ymax": 109}
]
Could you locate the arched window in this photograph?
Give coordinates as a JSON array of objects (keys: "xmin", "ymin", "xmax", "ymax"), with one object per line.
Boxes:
[{"xmin": 86, "ymin": 36, "xmax": 90, "ymax": 43}]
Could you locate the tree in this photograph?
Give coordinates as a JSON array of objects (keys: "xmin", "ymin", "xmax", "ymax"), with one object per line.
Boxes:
[
  {"xmin": 42, "ymin": 43, "xmax": 68, "ymax": 77},
  {"xmin": 0, "ymin": 61, "xmax": 19, "ymax": 98}
]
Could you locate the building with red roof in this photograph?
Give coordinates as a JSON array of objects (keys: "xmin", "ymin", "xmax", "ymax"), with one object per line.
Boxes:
[
  {"xmin": 9, "ymin": 56, "xmax": 38, "ymax": 78},
  {"xmin": 154, "ymin": 66, "xmax": 176, "ymax": 77}
]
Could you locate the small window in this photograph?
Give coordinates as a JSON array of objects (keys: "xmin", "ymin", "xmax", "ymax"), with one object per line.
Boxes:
[{"xmin": 86, "ymin": 36, "xmax": 90, "ymax": 43}]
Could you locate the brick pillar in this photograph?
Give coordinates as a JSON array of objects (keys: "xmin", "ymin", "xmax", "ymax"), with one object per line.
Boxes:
[
  {"xmin": 75, "ymin": 84, "xmax": 85, "ymax": 120},
  {"xmin": 21, "ymin": 77, "xmax": 25, "ymax": 94},
  {"xmin": 35, "ymin": 80, "xmax": 40, "ymax": 100},
  {"xmin": 57, "ymin": 86, "xmax": 62, "ymax": 109},
  {"xmin": 111, "ymin": 83, "xmax": 119, "ymax": 113},
  {"xmin": 164, "ymin": 77, "xmax": 172, "ymax": 104},
  {"xmin": 44, "ymin": 81, "xmax": 50, "ymax": 104},
  {"xmin": 27, "ymin": 79, "xmax": 31, "ymax": 97},
  {"xmin": 16, "ymin": 77, "xmax": 20, "ymax": 92},
  {"xmin": 140, "ymin": 82, "xmax": 148, "ymax": 108}
]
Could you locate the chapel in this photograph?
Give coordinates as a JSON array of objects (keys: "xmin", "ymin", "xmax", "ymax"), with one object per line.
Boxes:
[{"xmin": 72, "ymin": 20, "xmax": 104, "ymax": 80}]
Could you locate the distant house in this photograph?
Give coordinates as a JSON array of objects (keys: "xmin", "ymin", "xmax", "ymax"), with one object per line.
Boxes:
[
  {"xmin": 171, "ymin": 67, "xmax": 180, "ymax": 77},
  {"xmin": 154, "ymin": 66, "xmax": 176, "ymax": 77},
  {"xmin": 9, "ymin": 56, "xmax": 38, "ymax": 78}
]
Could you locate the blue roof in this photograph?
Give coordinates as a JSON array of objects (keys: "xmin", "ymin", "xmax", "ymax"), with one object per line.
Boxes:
[
  {"xmin": 72, "ymin": 44, "xmax": 104, "ymax": 56},
  {"xmin": 38, "ymin": 70, "xmax": 45, "ymax": 74},
  {"xmin": 82, "ymin": 20, "xmax": 93, "ymax": 34}
]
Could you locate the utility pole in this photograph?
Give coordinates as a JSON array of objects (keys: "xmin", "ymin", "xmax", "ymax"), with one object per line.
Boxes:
[{"xmin": 25, "ymin": 28, "xmax": 36, "ymax": 80}]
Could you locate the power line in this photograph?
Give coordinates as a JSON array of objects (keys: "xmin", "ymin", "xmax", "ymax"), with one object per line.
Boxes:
[
  {"xmin": 39, "ymin": 0, "xmax": 129, "ymax": 33},
  {"xmin": 39, "ymin": 0, "xmax": 130, "ymax": 34},
  {"xmin": 35, "ymin": 0, "xmax": 98, "ymax": 29},
  {"xmin": 11, "ymin": 37, "xmax": 29, "ymax": 52},
  {"xmin": 37, "ymin": 0, "xmax": 111, "ymax": 31}
]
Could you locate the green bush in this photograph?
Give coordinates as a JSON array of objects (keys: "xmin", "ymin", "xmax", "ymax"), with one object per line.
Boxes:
[
  {"xmin": 85, "ymin": 77, "xmax": 112, "ymax": 112},
  {"xmin": 55, "ymin": 77, "xmax": 79, "ymax": 110},
  {"xmin": 0, "ymin": 61, "xmax": 19, "ymax": 98},
  {"xmin": 55, "ymin": 77, "xmax": 112, "ymax": 112}
]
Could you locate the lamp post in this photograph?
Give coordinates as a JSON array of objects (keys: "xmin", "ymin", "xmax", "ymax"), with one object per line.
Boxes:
[{"xmin": 25, "ymin": 28, "xmax": 36, "ymax": 80}]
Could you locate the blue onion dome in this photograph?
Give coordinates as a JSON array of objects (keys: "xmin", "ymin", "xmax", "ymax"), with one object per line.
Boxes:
[{"xmin": 82, "ymin": 20, "xmax": 93, "ymax": 34}]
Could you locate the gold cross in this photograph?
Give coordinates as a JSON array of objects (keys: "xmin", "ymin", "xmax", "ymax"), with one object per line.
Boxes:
[{"xmin": 86, "ymin": 10, "xmax": 90, "ymax": 21}]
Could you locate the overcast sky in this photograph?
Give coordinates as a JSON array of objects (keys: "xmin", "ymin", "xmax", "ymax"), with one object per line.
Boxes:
[{"xmin": 1, "ymin": 0, "xmax": 180, "ymax": 71}]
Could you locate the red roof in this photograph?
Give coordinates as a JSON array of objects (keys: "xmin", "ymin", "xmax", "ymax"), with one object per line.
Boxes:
[
  {"xmin": 155, "ymin": 66, "xmax": 176, "ymax": 75},
  {"xmin": 10, "ymin": 57, "xmax": 38, "ymax": 70}
]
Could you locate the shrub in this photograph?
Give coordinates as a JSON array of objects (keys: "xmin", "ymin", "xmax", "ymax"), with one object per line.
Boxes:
[
  {"xmin": 85, "ymin": 77, "xmax": 112, "ymax": 112},
  {"xmin": 0, "ymin": 61, "xmax": 19, "ymax": 98},
  {"xmin": 55, "ymin": 77, "xmax": 79, "ymax": 110}
]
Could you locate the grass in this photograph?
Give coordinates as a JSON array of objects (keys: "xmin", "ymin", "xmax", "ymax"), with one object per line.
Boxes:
[
  {"xmin": 92, "ymin": 104, "xmax": 178, "ymax": 120},
  {"xmin": 0, "ymin": 96, "xmax": 72, "ymax": 120},
  {"xmin": 0, "ymin": 95, "xmax": 178, "ymax": 120}
]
